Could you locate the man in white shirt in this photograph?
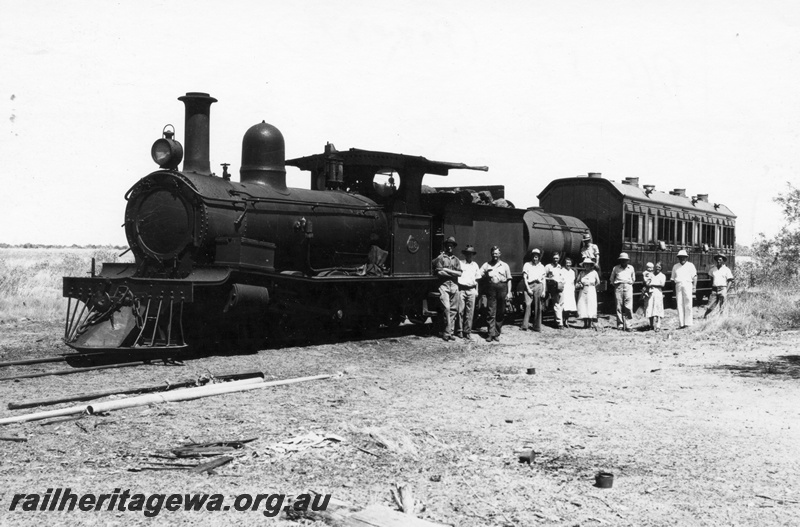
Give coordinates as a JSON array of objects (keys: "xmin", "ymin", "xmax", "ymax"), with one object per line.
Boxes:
[
  {"xmin": 522, "ymin": 248, "xmax": 546, "ymax": 332},
  {"xmin": 704, "ymin": 253, "xmax": 734, "ymax": 318},
  {"xmin": 609, "ymin": 252, "xmax": 636, "ymax": 331},
  {"xmin": 455, "ymin": 245, "xmax": 482, "ymax": 340},
  {"xmin": 544, "ymin": 252, "xmax": 566, "ymax": 329},
  {"xmin": 671, "ymin": 249, "xmax": 697, "ymax": 328}
]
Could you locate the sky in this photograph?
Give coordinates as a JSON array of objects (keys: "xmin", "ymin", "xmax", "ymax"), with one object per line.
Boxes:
[{"xmin": 1, "ymin": 0, "xmax": 799, "ymax": 246}]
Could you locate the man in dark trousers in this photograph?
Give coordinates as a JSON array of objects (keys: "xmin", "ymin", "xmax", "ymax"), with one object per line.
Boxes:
[{"xmin": 480, "ymin": 246, "xmax": 512, "ymax": 342}]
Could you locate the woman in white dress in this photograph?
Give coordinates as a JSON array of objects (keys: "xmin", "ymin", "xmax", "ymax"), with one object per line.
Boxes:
[
  {"xmin": 561, "ymin": 257, "xmax": 578, "ymax": 327},
  {"xmin": 646, "ymin": 261, "xmax": 666, "ymax": 331},
  {"xmin": 576, "ymin": 257, "xmax": 599, "ymax": 330}
]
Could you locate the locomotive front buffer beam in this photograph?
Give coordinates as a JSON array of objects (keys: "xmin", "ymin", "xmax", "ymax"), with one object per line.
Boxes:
[{"xmin": 62, "ymin": 277, "xmax": 194, "ymax": 353}]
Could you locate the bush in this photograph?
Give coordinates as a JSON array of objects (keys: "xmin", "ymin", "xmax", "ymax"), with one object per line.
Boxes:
[
  {"xmin": 699, "ymin": 284, "xmax": 800, "ymax": 335},
  {"xmin": 0, "ymin": 247, "xmax": 130, "ymax": 323}
]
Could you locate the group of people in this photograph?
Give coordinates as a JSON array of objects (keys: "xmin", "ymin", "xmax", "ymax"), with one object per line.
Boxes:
[
  {"xmin": 433, "ymin": 234, "xmax": 604, "ymax": 342},
  {"xmin": 433, "ymin": 233, "xmax": 735, "ymax": 342},
  {"xmin": 609, "ymin": 250, "xmax": 733, "ymax": 331},
  {"xmin": 433, "ymin": 237, "xmax": 512, "ymax": 342}
]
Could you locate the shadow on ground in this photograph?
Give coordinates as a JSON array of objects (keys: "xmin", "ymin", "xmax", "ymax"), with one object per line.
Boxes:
[{"xmin": 710, "ymin": 355, "xmax": 800, "ymax": 379}]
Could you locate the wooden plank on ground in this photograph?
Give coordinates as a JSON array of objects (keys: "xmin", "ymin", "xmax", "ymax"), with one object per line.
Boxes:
[{"xmin": 345, "ymin": 504, "xmax": 447, "ymax": 527}]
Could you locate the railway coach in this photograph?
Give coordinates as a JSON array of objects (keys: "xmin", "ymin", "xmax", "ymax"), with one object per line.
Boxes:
[{"xmin": 537, "ymin": 173, "xmax": 736, "ymax": 304}]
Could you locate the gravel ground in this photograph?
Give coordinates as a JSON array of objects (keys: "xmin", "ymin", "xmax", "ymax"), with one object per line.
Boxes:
[{"xmin": 0, "ymin": 309, "xmax": 799, "ymax": 526}]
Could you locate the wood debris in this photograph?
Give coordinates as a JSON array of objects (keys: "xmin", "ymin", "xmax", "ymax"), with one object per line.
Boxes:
[
  {"xmin": 265, "ymin": 431, "xmax": 344, "ymax": 459},
  {"xmin": 190, "ymin": 455, "xmax": 235, "ymax": 474}
]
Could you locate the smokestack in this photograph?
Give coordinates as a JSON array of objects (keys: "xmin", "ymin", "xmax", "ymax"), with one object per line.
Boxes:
[
  {"xmin": 178, "ymin": 92, "xmax": 217, "ymax": 176},
  {"xmin": 587, "ymin": 172, "xmax": 602, "ymax": 178},
  {"xmin": 696, "ymin": 193, "xmax": 709, "ymax": 202},
  {"xmin": 670, "ymin": 188, "xmax": 686, "ymax": 197}
]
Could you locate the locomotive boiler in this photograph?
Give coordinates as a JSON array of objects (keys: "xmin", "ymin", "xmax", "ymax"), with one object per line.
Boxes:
[{"xmin": 62, "ymin": 92, "xmax": 590, "ymax": 354}]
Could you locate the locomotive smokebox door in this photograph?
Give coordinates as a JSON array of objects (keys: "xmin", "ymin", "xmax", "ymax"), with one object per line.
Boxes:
[{"xmin": 392, "ymin": 214, "xmax": 432, "ymax": 276}]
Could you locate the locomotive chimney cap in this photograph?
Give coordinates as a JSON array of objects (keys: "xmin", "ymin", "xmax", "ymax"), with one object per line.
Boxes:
[{"xmin": 178, "ymin": 92, "xmax": 218, "ymax": 102}]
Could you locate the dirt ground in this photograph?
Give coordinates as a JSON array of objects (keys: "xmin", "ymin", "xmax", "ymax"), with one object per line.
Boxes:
[{"xmin": 0, "ymin": 307, "xmax": 799, "ymax": 526}]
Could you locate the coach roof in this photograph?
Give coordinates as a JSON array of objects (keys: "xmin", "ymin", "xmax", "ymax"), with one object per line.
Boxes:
[{"xmin": 537, "ymin": 177, "xmax": 736, "ymax": 219}]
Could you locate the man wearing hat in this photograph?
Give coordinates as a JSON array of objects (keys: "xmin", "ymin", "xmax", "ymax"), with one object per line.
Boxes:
[
  {"xmin": 480, "ymin": 246, "xmax": 513, "ymax": 341},
  {"xmin": 704, "ymin": 253, "xmax": 734, "ymax": 318},
  {"xmin": 544, "ymin": 252, "xmax": 567, "ymax": 329},
  {"xmin": 455, "ymin": 245, "xmax": 482, "ymax": 340},
  {"xmin": 522, "ymin": 248, "xmax": 546, "ymax": 332},
  {"xmin": 580, "ymin": 234, "xmax": 600, "ymax": 270},
  {"xmin": 671, "ymin": 250, "xmax": 697, "ymax": 328},
  {"xmin": 609, "ymin": 252, "xmax": 636, "ymax": 331},
  {"xmin": 433, "ymin": 236, "xmax": 462, "ymax": 341}
]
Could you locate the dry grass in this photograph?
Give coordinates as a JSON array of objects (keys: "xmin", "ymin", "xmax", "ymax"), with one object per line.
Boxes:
[
  {"xmin": 0, "ymin": 247, "xmax": 130, "ymax": 323},
  {"xmin": 697, "ymin": 284, "xmax": 800, "ymax": 335}
]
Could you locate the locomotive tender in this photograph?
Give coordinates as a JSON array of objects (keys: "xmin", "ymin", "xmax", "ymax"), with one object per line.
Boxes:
[{"xmin": 62, "ymin": 92, "xmax": 590, "ymax": 353}]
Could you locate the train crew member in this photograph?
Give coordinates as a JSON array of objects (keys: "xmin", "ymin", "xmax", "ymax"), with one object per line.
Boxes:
[
  {"xmin": 576, "ymin": 257, "xmax": 599, "ymax": 330},
  {"xmin": 671, "ymin": 249, "xmax": 698, "ymax": 329},
  {"xmin": 609, "ymin": 253, "xmax": 635, "ymax": 331},
  {"xmin": 544, "ymin": 252, "xmax": 566, "ymax": 329},
  {"xmin": 646, "ymin": 261, "xmax": 666, "ymax": 331},
  {"xmin": 433, "ymin": 236, "xmax": 462, "ymax": 341},
  {"xmin": 704, "ymin": 253, "xmax": 734, "ymax": 318},
  {"xmin": 521, "ymin": 248, "xmax": 546, "ymax": 332},
  {"xmin": 581, "ymin": 234, "xmax": 600, "ymax": 270},
  {"xmin": 455, "ymin": 245, "xmax": 481, "ymax": 341},
  {"xmin": 561, "ymin": 257, "xmax": 578, "ymax": 327},
  {"xmin": 480, "ymin": 246, "xmax": 512, "ymax": 342}
]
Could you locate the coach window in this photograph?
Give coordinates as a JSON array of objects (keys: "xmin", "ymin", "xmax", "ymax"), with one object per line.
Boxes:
[
  {"xmin": 701, "ymin": 222, "xmax": 715, "ymax": 246},
  {"xmin": 676, "ymin": 220, "xmax": 684, "ymax": 245},
  {"xmin": 646, "ymin": 216, "xmax": 654, "ymax": 243},
  {"xmin": 685, "ymin": 221, "xmax": 694, "ymax": 245},
  {"xmin": 722, "ymin": 226, "xmax": 734, "ymax": 248},
  {"xmin": 624, "ymin": 213, "xmax": 642, "ymax": 243},
  {"xmin": 657, "ymin": 217, "xmax": 676, "ymax": 244}
]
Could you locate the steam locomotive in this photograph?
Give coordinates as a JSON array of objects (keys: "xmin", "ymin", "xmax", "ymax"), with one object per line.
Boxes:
[
  {"xmin": 62, "ymin": 92, "xmax": 589, "ymax": 353},
  {"xmin": 62, "ymin": 92, "xmax": 734, "ymax": 353}
]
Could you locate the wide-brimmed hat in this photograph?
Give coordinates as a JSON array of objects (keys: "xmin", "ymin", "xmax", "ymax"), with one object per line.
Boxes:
[
  {"xmin": 581, "ymin": 257, "xmax": 595, "ymax": 265},
  {"xmin": 462, "ymin": 245, "xmax": 477, "ymax": 254},
  {"xmin": 582, "ymin": 234, "xmax": 592, "ymax": 242},
  {"xmin": 677, "ymin": 249, "xmax": 689, "ymax": 257},
  {"xmin": 530, "ymin": 248, "xmax": 541, "ymax": 255},
  {"xmin": 713, "ymin": 253, "xmax": 727, "ymax": 262},
  {"xmin": 618, "ymin": 252, "xmax": 630, "ymax": 260},
  {"xmin": 444, "ymin": 236, "xmax": 457, "ymax": 246}
]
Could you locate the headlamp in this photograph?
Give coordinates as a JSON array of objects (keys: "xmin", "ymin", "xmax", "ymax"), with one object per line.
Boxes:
[{"xmin": 151, "ymin": 125, "xmax": 183, "ymax": 169}]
